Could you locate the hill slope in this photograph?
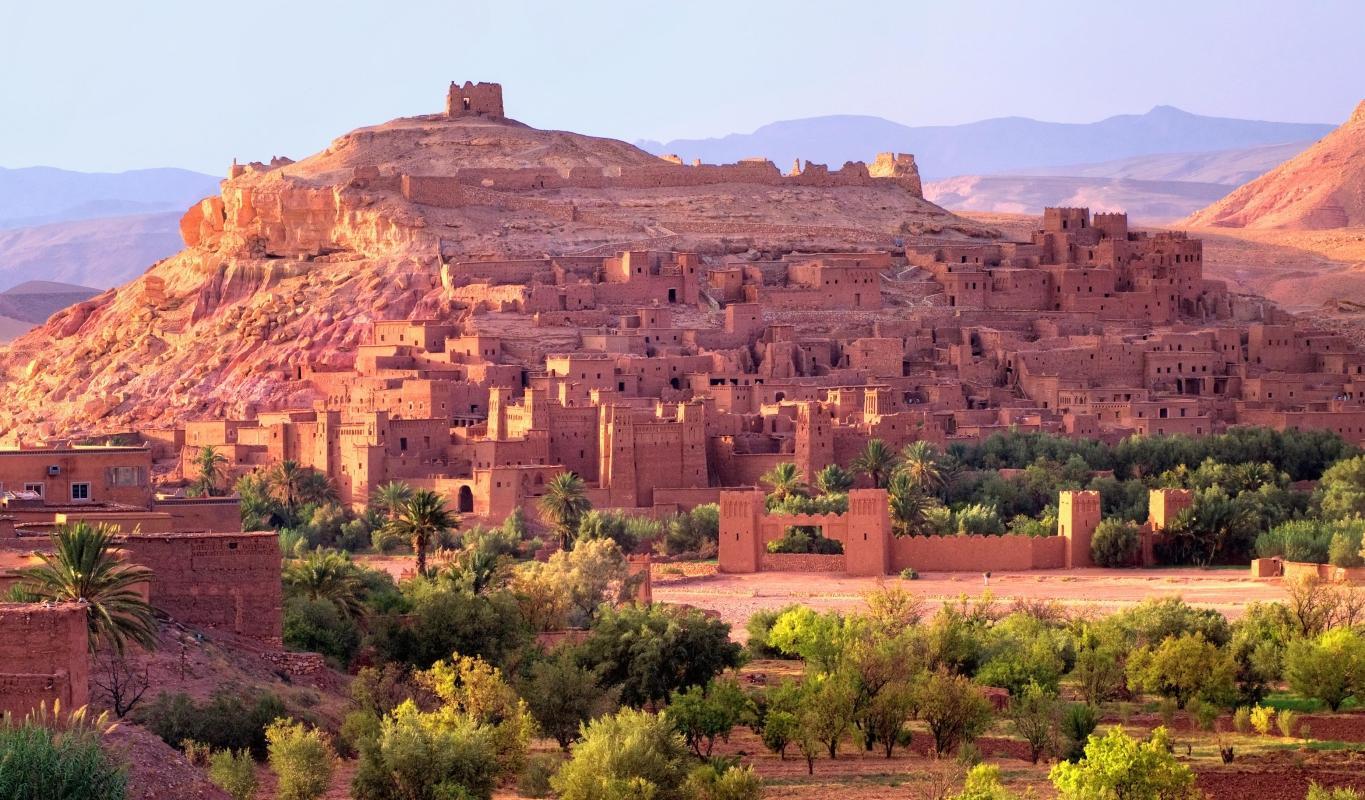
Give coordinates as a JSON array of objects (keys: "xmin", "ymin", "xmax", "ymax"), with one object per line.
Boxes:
[
  {"xmin": 640, "ymin": 107, "xmax": 1332, "ymax": 180},
  {"xmin": 0, "ymin": 104, "xmax": 982, "ymax": 437},
  {"xmin": 1183, "ymin": 101, "xmax": 1365, "ymax": 229},
  {"xmin": 926, "ymin": 175, "xmax": 1235, "ymax": 223}
]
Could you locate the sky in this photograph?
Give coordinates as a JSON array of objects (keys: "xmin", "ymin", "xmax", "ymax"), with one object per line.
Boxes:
[{"xmin": 2, "ymin": 0, "xmax": 1363, "ymax": 174}]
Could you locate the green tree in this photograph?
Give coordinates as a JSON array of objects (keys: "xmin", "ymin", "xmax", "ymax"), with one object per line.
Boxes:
[
  {"xmin": 267, "ymin": 460, "xmax": 310, "ymax": 519},
  {"xmin": 799, "ymin": 672, "xmax": 857, "ymax": 760},
  {"xmin": 15, "ymin": 521, "xmax": 156, "ymax": 653},
  {"xmin": 1285, "ymin": 627, "xmax": 1365, "ymax": 711},
  {"xmin": 1049, "ymin": 726, "xmax": 1198, "ymax": 800},
  {"xmin": 521, "ymin": 647, "xmax": 619, "ymax": 751},
  {"xmin": 888, "ymin": 471, "xmax": 936, "ymax": 538},
  {"xmin": 917, "ymin": 670, "xmax": 994, "ymax": 757},
  {"xmin": 1071, "ymin": 625, "xmax": 1127, "ymax": 704},
  {"xmin": 1057, "ymin": 703, "xmax": 1099, "ymax": 763},
  {"xmin": 1125, "ymin": 633, "xmax": 1237, "ymax": 708},
  {"xmin": 1008, "ymin": 682, "xmax": 1059, "ymax": 764},
  {"xmin": 815, "ymin": 463, "xmax": 855, "ymax": 495},
  {"xmin": 852, "ymin": 439, "xmax": 898, "ymax": 490},
  {"xmin": 577, "ymin": 604, "xmax": 743, "ymax": 709},
  {"xmin": 283, "ymin": 549, "xmax": 366, "ymax": 618},
  {"xmin": 665, "ymin": 679, "xmax": 752, "ymax": 758},
  {"xmin": 190, "ymin": 446, "xmax": 229, "ymax": 497},
  {"xmin": 550, "ymin": 708, "xmax": 690, "ymax": 800},
  {"xmin": 419, "ymin": 653, "xmax": 535, "ymax": 778},
  {"xmin": 766, "ymin": 607, "xmax": 846, "ymax": 674},
  {"xmin": 266, "ymin": 719, "xmax": 336, "ymax": 800},
  {"xmin": 352, "ymin": 700, "xmax": 499, "ymax": 800},
  {"xmin": 540, "ymin": 471, "xmax": 592, "ymax": 550},
  {"xmin": 759, "ymin": 709, "xmax": 798, "ymax": 760},
  {"xmin": 383, "ymin": 489, "xmax": 457, "ymax": 576},
  {"xmin": 862, "ymin": 679, "xmax": 917, "ymax": 758},
  {"xmin": 1316, "ymin": 455, "xmax": 1365, "ymax": 520}
]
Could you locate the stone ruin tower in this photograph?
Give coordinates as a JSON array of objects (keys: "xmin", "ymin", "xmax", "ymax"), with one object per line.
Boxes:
[{"xmin": 446, "ymin": 81, "xmax": 504, "ymax": 118}]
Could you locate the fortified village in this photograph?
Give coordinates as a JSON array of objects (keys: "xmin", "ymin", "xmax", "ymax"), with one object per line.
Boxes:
[{"xmin": 2, "ymin": 82, "xmax": 1365, "ymax": 727}]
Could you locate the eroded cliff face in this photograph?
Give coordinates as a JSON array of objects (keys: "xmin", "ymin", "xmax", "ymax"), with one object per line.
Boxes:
[{"xmin": 0, "ymin": 112, "xmax": 974, "ymax": 440}]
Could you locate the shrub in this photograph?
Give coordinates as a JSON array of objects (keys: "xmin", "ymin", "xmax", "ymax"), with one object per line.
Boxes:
[
  {"xmin": 1125, "ymin": 632, "xmax": 1237, "ymax": 708},
  {"xmin": 1009, "ymin": 682, "xmax": 1059, "ymax": 764},
  {"xmin": 683, "ymin": 763, "xmax": 763, "ymax": 800},
  {"xmin": 550, "ymin": 708, "xmax": 690, "ymax": 800},
  {"xmin": 1232, "ymin": 706, "xmax": 1251, "ymax": 734},
  {"xmin": 517, "ymin": 754, "xmax": 561, "ymax": 799},
  {"xmin": 208, "ymin": 749, "xmax": 257, "ymax": 800},
  {"xmin": 900, "ymin": 567, "xmax": 919, "ymax": 580},
  {"xmin": 1090, "ymin": 519, "xmax": 1140, "ymax": 567},
  {"xmin": 954, "ymin": 764, "xmax": 1015, "ymax": 800},
  {"xmin": 1277, "ymin": 709, "xmax": 1299, "ymax": 738},
  {"xmin": 364, "ymin": 580, "xmax": 529, "ymax": 668},
  {"xmin": 759, "ymin": 709, "xmax": 798, "ymax": 760},
  {"xmin": 765, "ymin": 527, "xmax": 843, "ymax": 555},
  {"xmin": 1250, "ymin": 705, "xmax": 1275, "ymax": 736},
  {"xmin": 1329, "ymin": 519, "xmax": 1365, "ymax": 568},
  {"xmin": 1307, "ymin": 783, "xmax": 1363, "ymax": 800},
  {"xmin": 351, "ymin": 701, "xmax": 499, "ymax": 800},
  {"xmin": 0, "ymin": 715, "xmax": 127, "ymax": 800},
  {"xmin": 266, "ymin": 719, "xmax": 335, "ymax": 800},
  {"xmin": 1058, "ymin": 703, "xmax": 1099, "ymax": 762},
  {"xmin": 744, "ymin": 605, "xmax": 799, "ymax": 659},
  {"xmin": 1049, "ymin": 727, "xmax": 1197, "ymax": 800},
  {"xmin": 1285, "ymin": 627, "xmax": 1365, "ymax": 711},
  {"xmin": 283, "ymin": 595, "xmax": 361, "ymax": 666},
  {"xmin": 137, "ymin": 687, "xmax": 288, "ymax": 758}
]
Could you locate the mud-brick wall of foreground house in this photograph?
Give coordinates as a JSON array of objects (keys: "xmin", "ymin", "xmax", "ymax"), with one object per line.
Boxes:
[
  {"xmin": 0, "ymin": 603, "xmax": 89, "ymax": 718},
  {"xmin": 115, "ymin": 531, "xmax": 282, "ymax": 645},
  {"xmin": 719, "ymin": 488, "xmax": 1082, "ymax": 575}
]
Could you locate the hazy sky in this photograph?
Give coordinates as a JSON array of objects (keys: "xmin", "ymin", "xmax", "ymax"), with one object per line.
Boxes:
[{"xmin": 3, "ymin": 0, "xmax": 1362, "ymax": 174}]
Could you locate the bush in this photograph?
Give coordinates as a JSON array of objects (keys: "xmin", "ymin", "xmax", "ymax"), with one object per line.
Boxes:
[
  {"xmin": 744, "ymin": 605, "xmax": 798, "ymax": 659},
  {"xmin": 0, "ymin": 717, "xmax": 127, "ymax": 800},
  {"xmin": 208, "ymin": 749, "xmax": 257, "ymax": 800},
  {"xmin": 517, "ymin": 754, "xmax": 561, "ymax": 799},
  {"xmin": 1277, "ymin": 709, "xmax": 1300, "ymax": 738},
  {"xmin": 550, "ymin": 708, "xmax": 690, "ymax": 800},
  {"xmin": 351, "ymin": 702, "xmax": 499, "ymax": 800},
  {"xmin": 759, "ymin": 709, "xmax": 798, "ymax": 760},
  {"xmin": 900, "ymin": 567, "xmax": 919, "ymax": 580},
  {"xmin": 137, "ymin": 687, "xmax": 288, "ymax": 758},
  {"xmin": 1049, "ymin": 727, "xmax": 1196, "ymax": 800},
  {"xmin": 266, "ymin": 719, "xmax": 335, "ymax": 800},
  {"xmin": 284, "ymin": 595, "xmax": 361, "ymax": 666},
  {"xmin": 578, "ymin": 604, "xmax": 743, "ymax": 708},
  {"xmin": 765, "ymin": 527, "xmax": 843, "ymax": 555},
  {"xmin": 1307, "ymin": 783, "xmax": 1363, "ymax": 800},
  {"xmin": 1124, "ymin": 633, "xmax": 1237, "ymax": 708},
  {"xmin": 683, "ymin": 763, "xmax": 763, "ymax": 800},
  {"xmin": 954, "ymin": 764, "xmax": 1015, "ymax": 800},
  {"xmin": 364, "ymin": 581, "xmax": 529, "ymax": 668},
  {"xmin": 520, "ymin": 646, "xmax": 619, "ymax": 751},
  {"xmin": 1058, "ymin": 703, "xmax": 1099, "ymax": 762},
  {"xmin": 1232, "ymin": 706, "xmax": 1251, "ymax": 734},
  {"xmin": 1329, "ymin": 519, "xmax": 1365, "ymax": 568},
  {"xmin": 1250, "ymin": 705, "xmax": 1275, "ymax": 735},
  {"xmin": 1090, "ymin": 519, "xmax": 1140, "ymax": 567}
]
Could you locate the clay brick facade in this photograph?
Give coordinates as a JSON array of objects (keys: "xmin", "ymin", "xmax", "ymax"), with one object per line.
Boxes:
[{"xmin": 0, "ymin": 603, "xmax": 89, "ymax": 718}]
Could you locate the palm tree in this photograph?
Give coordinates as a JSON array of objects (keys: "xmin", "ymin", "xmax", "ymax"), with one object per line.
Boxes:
[
  {"xmin": 267, "ymin": 460, "xmax": 308, "ymax": 516},
  {"xmin": 898, "ymin": 441, "xmax": 944, "ymax": 495},
  {"xmin": 384, "ymin": 489, "xmax": 457, "ymax": 576},
  {"xmin": 190, "ymin": 446, "xmax": 228, "ymax": 497},
  {"xmin": 370, "ymin": 481, "xmax": 414, "ymax": 521},
  {"xmin": 851, "ymin": 439, "xmax": 898, "ymax": 489},
  {"xmin": 760, "ymin": 462, "xmax": 808, "ymax": 507},
  {"xmin": 283, "ymin": 550, "xmax": 365, "ymax": 618},
  {"xmin": 814, "ymin": 463, "xmax": 855, "ymax": 495},
  {"xmin": 887, "ymin": 472, "xmax": 934, "ymax": 538},
  {"xmin": 539, "ymin": 472, "xmax": 592, "ymax": 551},
  {"xmin": 297, "ymin": 470, "xmax": 338, "ymax": 507},
  {"xmin": 16, "ymin": 522, "xmax": 157, "ymax": 654}
]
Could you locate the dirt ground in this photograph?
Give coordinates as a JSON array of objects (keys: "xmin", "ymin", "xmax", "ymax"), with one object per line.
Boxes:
[{"xmin": 653, "ymin": 567, "xmax": 1288, "ymax": 638}]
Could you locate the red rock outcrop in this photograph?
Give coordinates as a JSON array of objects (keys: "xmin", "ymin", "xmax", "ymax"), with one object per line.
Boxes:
[{"xmin": 1182, "ymin": 100, "xmax": 1365, "ymax": 230}]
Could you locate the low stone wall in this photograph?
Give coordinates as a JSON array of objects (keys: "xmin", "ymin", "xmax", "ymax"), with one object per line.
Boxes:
[
  {"xmin": 1278, "ymin": 560, "xmax": 1365, "ymax": 583},
  {"xmin": 0, "ymin": 603, "xmax": 89, "ymax": 718},
  {"xmin": 760, "ymin": 552, "xmax": 846, "ymax": 572},
  {"xmin": 891, "ymin": 534, "xmax": 1067, "ymax": 573}
]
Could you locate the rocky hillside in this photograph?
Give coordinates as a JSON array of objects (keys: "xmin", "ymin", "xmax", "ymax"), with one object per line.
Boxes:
[
  {"xmin": 1183, "ymin": 101, "xmax": 1365, "ymax": 229},
  {"xmin": 0, "ymin": 105, "xmax": 985, "ymax": 439}
]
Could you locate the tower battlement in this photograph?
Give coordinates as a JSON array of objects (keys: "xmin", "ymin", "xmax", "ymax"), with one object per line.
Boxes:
[{"xmin": 446, "ymin": 81, "xmax": 504, "ymax": 118}]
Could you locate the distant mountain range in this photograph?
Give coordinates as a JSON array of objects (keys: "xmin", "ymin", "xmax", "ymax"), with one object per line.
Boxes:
[
  {"xmin": 0, "ymin": 280, "xmax": 101, "ymax": 343},
  {"xmin": 0, "ymin": 211, "xmax": 185, "ymax": 292},
  {"xmin": 637, "ymin": 106, "xmax": 1332, "ymax": 181},
  {"xmin": 0, "ymin": 166, "xmax": 219, "ymax": 229}
]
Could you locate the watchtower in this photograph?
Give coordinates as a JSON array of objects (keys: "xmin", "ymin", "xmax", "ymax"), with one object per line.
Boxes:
[
  {"xmin": 1058, "ymin": 490, "xmax": 1101, "ymax": 568},
  {"xmin": 445, "ymin": 81, "xmax": 504, "ymax": 118}
]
